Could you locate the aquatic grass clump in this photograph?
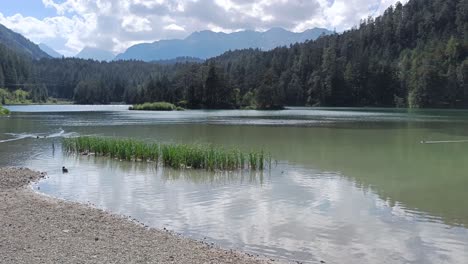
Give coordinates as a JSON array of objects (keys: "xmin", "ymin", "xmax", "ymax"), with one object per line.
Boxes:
[
  {"xmin": 129, "ymin": 102, "xmax": 181, "ymax": 111},
  {"xmin": 63, "ymin": 136, "xmax": 270, "ymax": 171}
]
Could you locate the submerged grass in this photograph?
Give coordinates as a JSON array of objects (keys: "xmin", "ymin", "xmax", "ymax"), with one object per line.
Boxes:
[{"xmin": 63, "ymin": 136, "xmax": 270, "ymax": 171}]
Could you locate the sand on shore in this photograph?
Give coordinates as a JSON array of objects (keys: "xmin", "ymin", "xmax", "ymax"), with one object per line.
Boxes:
[{"xmin": 0, "ymin": 167, "xmax": 277, "ymax": 264}]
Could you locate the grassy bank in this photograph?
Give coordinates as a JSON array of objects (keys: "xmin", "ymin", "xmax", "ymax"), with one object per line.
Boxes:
[
  {"xmin": 129, "ymin": 102, "xmax": 183, "ymax": 111},
  {"xmin": 63, "ymin": 137, "xmax": 270, "ymax": 171}
]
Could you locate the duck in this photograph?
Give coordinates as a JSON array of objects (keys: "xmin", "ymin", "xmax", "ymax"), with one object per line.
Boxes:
[{"xmin": 62, "ymin": 166, "xmax": 69, "ymax": 173}]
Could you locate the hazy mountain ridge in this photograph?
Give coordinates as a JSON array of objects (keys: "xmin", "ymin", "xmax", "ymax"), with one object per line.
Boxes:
[
  {"xmin": 75, "ymin": 47, "xmax": 115, "ymax": 62},
  {"xmin": 0, "ymin": 23, "xmax": 50, "ymax": 59},
  {"xmin": 39, "ymin": 43, "xmax": 62, "ymax": 58},
  {"xmin": 115, "ymin": 27, "xmax": 331, "ymax": 61}
]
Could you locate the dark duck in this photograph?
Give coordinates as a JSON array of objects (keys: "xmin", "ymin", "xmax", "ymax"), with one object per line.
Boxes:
[{"xmin": 62, "ymin": 166, "xmax": 69, "ymax": 173}]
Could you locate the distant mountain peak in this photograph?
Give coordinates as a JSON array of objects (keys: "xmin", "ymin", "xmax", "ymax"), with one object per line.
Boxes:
[
  {"xmin": 193, "ymin": 30, "xmax": 223, "ymax": 35},
  {"xmin": 115, "ymin": 27, "xmax": 331, "ymax": 62},
  {"xmin": 186, "ymin": 30, "xmax": 226, "ymax": 41},
  {"xmin": 265, "ymin": 27, "xmax": 288, "ymax": 33}
]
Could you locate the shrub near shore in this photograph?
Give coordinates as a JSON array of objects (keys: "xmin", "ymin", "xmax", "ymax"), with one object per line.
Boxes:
[
  {"xmin": 129, "ymin": 102, "xmax": 184, "ymax": 111},
  {"xmin": 0, "ymin": 105, "xmax": 10, "ymax": 115},
  {"xmin": 63, "ymin": 137, "xmax": 270, "ymax": 171}
]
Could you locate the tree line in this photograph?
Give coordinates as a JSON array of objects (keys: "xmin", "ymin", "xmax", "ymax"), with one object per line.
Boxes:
[{"xmin": 0, "ymin": 0, "xmax": 467, "ymax": 109}]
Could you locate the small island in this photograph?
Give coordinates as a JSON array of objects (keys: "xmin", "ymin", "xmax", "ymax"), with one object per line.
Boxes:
[{"xmin": 129, "ymin": 102, "xmax": 184, "ymax": 111}]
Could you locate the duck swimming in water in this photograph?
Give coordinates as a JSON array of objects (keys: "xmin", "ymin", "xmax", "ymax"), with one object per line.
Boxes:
[{"xmin": 62, "ymin": 166, "xmax": 68, "ymax": 173}]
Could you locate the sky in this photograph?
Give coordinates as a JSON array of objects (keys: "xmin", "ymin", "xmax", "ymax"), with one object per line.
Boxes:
[{"xmin": 0, "ymin": 0, "xmax": 408, "ymax": 56}]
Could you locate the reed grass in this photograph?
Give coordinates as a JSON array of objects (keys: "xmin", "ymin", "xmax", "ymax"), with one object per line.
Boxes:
[
  {"xmin": 129, "ymin": 102, "xmax": 181, "ymax": 111},
  {"xmin": 63, "ymin": 136, "xmax": 269, "ymax": 171}
]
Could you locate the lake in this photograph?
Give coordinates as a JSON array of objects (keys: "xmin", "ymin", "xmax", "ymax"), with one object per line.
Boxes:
[{"xmin": 1, "ymin": 105, "xmax": 468, "ymax": 263}]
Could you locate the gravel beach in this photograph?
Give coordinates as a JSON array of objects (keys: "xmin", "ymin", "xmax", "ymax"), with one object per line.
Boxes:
[{"xmin": 0, "ymin": 167, "xmax": 276, "ymax": 264}]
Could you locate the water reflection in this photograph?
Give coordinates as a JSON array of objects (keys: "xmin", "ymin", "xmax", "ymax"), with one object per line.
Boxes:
[
  {"xmin": 163, "ymin": 168, "xmax": 266, "ymax": 185},
  {"xmin": 63, "ymin": 154, "xmax": 267, "ymax": 185},
  {"xmin": 31, "ymin": 155, "xmax": 468, "ymax": 264}
]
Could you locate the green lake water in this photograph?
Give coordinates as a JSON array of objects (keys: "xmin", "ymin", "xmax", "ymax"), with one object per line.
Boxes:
[{"xmin": 1, "ymin": 105, "xmax": 467, "ymax": 263}]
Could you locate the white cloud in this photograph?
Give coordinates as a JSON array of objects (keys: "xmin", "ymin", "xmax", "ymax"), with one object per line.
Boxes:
[
  {"xmin": 0, "ymin": 0, "xmax": 408, "ymax": 56},
  {"xmin": 122, "ymin": 16, "xmax": 152, "ymax": 32}
]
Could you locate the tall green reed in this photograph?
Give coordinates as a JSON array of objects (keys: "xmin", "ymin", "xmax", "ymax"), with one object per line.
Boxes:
[{"xmin": 63, "ymin": 136, "xmax": 270, "ymax": 171}]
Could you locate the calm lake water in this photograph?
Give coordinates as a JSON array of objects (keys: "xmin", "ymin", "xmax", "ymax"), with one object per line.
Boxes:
[{"xmin": 1, "ymin": 105, "xmax": 468, "ymax": 263}]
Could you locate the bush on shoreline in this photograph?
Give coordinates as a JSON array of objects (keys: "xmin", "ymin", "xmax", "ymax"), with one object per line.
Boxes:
[
  {"xmin": 129, "ymin": 102, "xmax": 183, "ymax": 111},
  {"xmin": 0, "ymin": 106, "xmax": 10, "ymax": 115}
]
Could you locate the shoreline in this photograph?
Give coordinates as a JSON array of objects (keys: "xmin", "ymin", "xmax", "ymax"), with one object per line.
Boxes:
[{"xmin": 0, "ymin": 167, "xmax": 277, "ymax": 264}]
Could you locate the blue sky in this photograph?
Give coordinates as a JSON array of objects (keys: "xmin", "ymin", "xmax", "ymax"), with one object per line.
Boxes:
[
  {"xmin": 1, "ymin": 1, "xmax": 58, "ymax": 18},
  {"xmin": 0, "ymin": 0, "xmax": 407, "ymax": 56}
]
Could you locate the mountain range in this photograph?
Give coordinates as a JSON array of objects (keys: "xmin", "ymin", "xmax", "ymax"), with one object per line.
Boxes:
[
  {"xmin": 0, "ymin": 22, "xmax": 330, "ymax": 62},
  {"xmin": 115, "ymin": 27, "xmax": 331, "ymax": 61},
  {"xmin": 0, "ymin": 23, "xmax": 50, "ymax": 59}
]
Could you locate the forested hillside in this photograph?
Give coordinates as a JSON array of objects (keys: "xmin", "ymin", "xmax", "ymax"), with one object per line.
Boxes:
[
  {"xmin": 0, "ymin": 0, "xmax": 466, "ymax": 108},
  {"xmin": 0, "ymin": 43, "xmax": 35, "ymax": 92},
  {"xmin": 0, "ymin": 24, "xmax": 50, "ymax": 59},
  {"xmin": 210, "ymin": 0, "xmax": 468, "ymax": 108}
]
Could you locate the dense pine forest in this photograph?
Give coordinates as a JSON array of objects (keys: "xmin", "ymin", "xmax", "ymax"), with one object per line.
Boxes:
[{"xmin": 0, "ymin": 0, "xmax": 467, "ymax": 109}]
